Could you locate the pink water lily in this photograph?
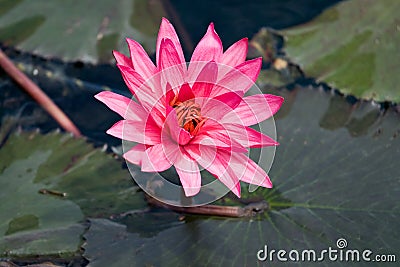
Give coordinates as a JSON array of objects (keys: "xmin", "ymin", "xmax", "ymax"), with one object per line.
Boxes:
[{"xmin": 95, "ymin": 18, "xmax": 283, "ymax": 197}]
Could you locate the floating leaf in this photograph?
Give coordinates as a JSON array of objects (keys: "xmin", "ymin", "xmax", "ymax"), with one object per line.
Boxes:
[
  {"xmin": 83, "ymin": 87, "xmax": 400, "ymax": 266},
  {"xmin": 0, "ymin": 133, "xmax": 84, "ymax": 257},
  {"xmin": 0, "ymin": 0, "xmax": 166, "ymax": 63},
  {"xmin": 281, "ymin": 0, "xmax": 400, "ymax": 102},
  {"xmin": 0, "ymin": 131, "xmax": 145, "ymax": 258}
]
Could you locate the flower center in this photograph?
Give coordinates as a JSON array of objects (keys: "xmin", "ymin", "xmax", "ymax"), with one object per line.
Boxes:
[{"xmin": 172, "ymin": 100, "xmax": 205, "ymax": 134}]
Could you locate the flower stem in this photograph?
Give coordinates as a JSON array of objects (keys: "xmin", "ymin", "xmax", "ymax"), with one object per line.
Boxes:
[
  {"xmin": 146, "ymin": 194, "xmax": 269, "ymax": 218},
  {"xmin": 0, "ymin": 49, "xmax": 81, "ymax": 137}
]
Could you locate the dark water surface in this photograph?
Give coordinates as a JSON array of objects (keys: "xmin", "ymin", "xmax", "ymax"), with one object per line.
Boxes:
[{"xmin": 169, "ymin": 0, "xmax": 342, "ymax": 50}]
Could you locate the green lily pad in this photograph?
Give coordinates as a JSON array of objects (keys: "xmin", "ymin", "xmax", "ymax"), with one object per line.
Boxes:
[
  {"xmin": 0, "ymin": 0, "xmax": 166, "ymax": 63},
  {"xmin": 83, "ymin": 87, "xmax": 400, "ymax": 266},
  {"xmin": 281, "ymin": 0, "xmax": 400, "ymax": 103},
  {"xmin": 0, "ymin": 131, "xmax": 146, "ymax": 258},
  {"xmin": 0, "ymin": 133, "xmax": 84, "ymax": 257}
]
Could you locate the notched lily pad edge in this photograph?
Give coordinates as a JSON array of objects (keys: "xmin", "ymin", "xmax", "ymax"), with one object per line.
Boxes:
[
  {"xmin": 248, "ymin": 27, "xmax": 398, "ymax": 108},
  {"xmin": 1, "ymin": 246, "xmax": 89, "ymax": 267},
  {"xmin": 1, "ymin": 222, "xmax": 90, "ymax": 267},
  {"xmin": 279, "ymin": 54, "xmax": 398, "ymax": 107}
]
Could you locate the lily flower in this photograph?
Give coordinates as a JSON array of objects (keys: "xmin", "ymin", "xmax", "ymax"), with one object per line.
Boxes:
[{"xmin": 95, "ymin": 18, "xmax": 283, "ymax": 197}]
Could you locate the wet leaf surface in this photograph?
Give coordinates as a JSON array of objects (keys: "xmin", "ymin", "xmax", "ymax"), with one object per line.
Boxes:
[
  {"xmin": 0, "ymin": 0, "xmax": 166, "ymax": 63},
  {"xmin": 0, "ymin": 131, "xmax": 145, "ymax": 258},
  {"xmin": 281, "ymin": 0, "xmax": 400, "ymax": 102}
]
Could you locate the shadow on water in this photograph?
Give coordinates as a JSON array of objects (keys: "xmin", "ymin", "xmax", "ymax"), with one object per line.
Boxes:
[{"xmin": 169, "ymin": 0, "xmax": 343, "ymax": 51}]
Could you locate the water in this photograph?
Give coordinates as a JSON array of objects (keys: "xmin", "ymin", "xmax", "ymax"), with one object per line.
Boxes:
[{"xmin": 169, "ymin": 0, "xmax": 342, "ymax": 51}]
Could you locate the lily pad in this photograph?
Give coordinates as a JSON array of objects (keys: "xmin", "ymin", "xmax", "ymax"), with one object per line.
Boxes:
[
  {"xmin": 0, "ymin": 132, "xmax": 84, "ymax": 257},
  {"xmin": 0, "ymin": 131, "xmax": 145, "ymax": 258},
  {"xmin": 83, "ymin": 87, "xmax": 400, "ymax": 266},
  {"xmin": 281, "ymin": 0, "xmax": 400, "ymax": 103},
  {"xmin": 0, "ymin": 0, "xmax": 166, "ymax": 63}
]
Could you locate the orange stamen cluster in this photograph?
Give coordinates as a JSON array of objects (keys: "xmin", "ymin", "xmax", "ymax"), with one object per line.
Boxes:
[{"xmin": 170, "ymin": 97, "xmax": 206, "ymax": 135}]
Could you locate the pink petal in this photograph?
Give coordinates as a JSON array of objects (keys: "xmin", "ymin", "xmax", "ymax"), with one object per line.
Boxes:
[
  {"xmin": 164, "ymin": 109, "xmax": 192, "ymax": 145},
  {"xmin": 94, "ymin": 91, "xmax": 147, "ymax": 120},
  {"xmin": 158, "ymin": 38, "xmax": 186, "ymax": 91},
  {"xmin": 126, "ymin": 38, "xmax": 156, "ymax": 80},
  {"xmin": 117, "ymin": 64, "xmax": 165, "ymax": 125},
  {"xmin": 117, "ymin": 64, "xmax": 146, "ymax": 95},
  {"xmin": 190, "ymin": 23, "xmax": 223, "ymax": 63},
  {"xmin": 185, "ymin": 145, "xmax": 241, "ymax": 197},
  {"xmin": 158, "ymin": 38, "xmax": 185, "ymax": 70},
  {"xmin": 191, "ymin": 122, "xmax": 248, "ymax": 153},
  {"xmin": 177, "ymin": 83, "xmax": 195, "ymax": 102},
  {"xmin": 223, "ymin": 123, "xmax": 279, "ymax": 148},
  {"xmin": 214, "ymin": 58, "xmax": 262, "ymax": 95},
  {"xmin": 123, "ymin": 144, "xmax": 146, "ymax": 166},
  {"xmin": 230, "ymin": 153, "xmax": 272, "ymax": 188},
  {"xmin": 191, "ymin": 61, "xmax": 218, "ymax": 98},
  {"xmin": 222, "ymin": 94, "xmax": 284, "ymax": 126},
  {"xmin": 212, "ymin": 91, "xmax": 243, "ymax": 109},
  {"xmin": 221, "ymin": 38, "xmax": 248, "ymax": 67},
  {"xmin": 106, "ymin": 120, "xmax": 161, "ymax": 145},
  {"xmin": 188, "ymin": 23, "xmax": 223, "ymax": 81},
  {"xmin": 146, "ymin": 99, "xmax": 167, "ymax": 128},
  {"xmin": 210, "ymin": 150, "xmax": 242, "ymax": 198},
  {"xmin": 174, "ymin": 152, "xmax": 201, "ymax": 197},
  {"xmin": 201, "ymin": 91, "xmax": 244, "ymax": 121},
  {"xmin": 165, "ymin": 84, "xmax": 175, "ymax": 115},
  {"xmin": 113, "ymin": 50, "xmax": 133, "ymax": 68},
  {"xmin": 156, "ymin": 18, "xmax": 185, "ymax": 66},
  {"xmin": 166, "ymin": 84, "xmax": 175, "ymax": 103},
  {"xmin": 94, "ymin": 91, "xmax": 130, "ymax": 118},
  {"xmin": 141, "ymin": 144, "xmax": 173, "ymax": 172}
]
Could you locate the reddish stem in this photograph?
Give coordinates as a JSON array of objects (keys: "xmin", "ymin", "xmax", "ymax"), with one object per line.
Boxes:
[
  {"xmin": 0, "ymin": 49, "xmax": 81, "ymax": 137},
  {"xmin": 146, "ymin": 194, "xmax": 269, "ymax": 217}
]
